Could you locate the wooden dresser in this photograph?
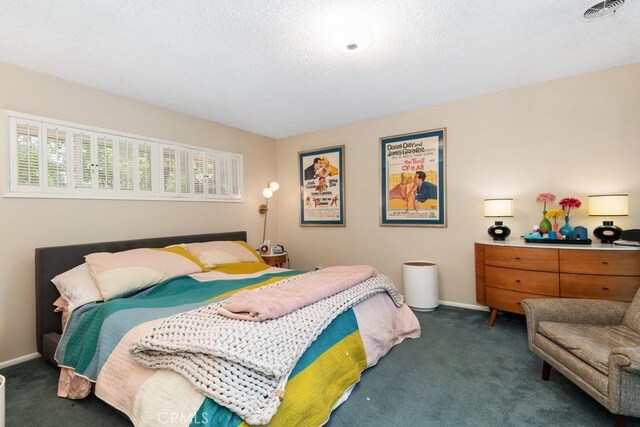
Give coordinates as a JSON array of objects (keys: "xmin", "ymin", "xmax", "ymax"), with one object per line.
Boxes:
[{"xmin": 475, "ymin": 241, "xmax": 640, "ymax": 326}]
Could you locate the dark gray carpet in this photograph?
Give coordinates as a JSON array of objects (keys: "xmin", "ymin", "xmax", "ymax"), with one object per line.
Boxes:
[{"xmin": 1, "ymin": 306, "xmax": 638, "ymax": 426}]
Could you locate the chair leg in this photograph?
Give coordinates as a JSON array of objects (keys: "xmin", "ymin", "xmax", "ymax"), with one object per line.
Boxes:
[
  {"xmin": 614, "ymin": 414, "xmax": 627, "ymax": 427},
  {"xmin": 541, "ymin": 360, "xmax": 551, "ymax": 381}
]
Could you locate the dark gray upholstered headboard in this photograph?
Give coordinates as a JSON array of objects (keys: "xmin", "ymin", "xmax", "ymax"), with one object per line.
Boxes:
[{"xmin": 35, "ymin": 231, "xmax": 247, "ymax": 362}]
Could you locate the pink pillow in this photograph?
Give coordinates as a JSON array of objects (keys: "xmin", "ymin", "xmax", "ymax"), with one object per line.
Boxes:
[
  {"xmin": 85, "ymin": 247, "xmax": 203, "ymax": 299},
  {"xmin": 53, "ymin": 296, "xmax": 71, "ymax": 330}
]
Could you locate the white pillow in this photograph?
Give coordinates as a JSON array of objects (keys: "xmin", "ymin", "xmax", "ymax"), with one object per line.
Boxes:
[
  {"xmin": 51, "ymin": 263, "xmax": 104, "ymax": 312},
  {"xmin": 185, "ymin": 241, "xmax": 264, "ymax": 268}
]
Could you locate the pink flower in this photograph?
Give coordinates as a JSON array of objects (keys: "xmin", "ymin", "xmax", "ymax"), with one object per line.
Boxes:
[
  {"xmin": 559, "ymin": 197, "xmax": 582, "ymax": 216},
  {"xmin": 536, "ymin": 192, "xmax": 556, "ymax": 211}
]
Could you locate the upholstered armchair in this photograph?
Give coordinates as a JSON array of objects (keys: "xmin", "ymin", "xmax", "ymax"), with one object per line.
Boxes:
[{"xmin": 522, "ymin": 291, "xmax": 640, "ymax": 426}]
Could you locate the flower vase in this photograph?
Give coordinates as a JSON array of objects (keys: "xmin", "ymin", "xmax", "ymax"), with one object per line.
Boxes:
[
  {"xmin": 539, "ymin": 212, "xmax": 552, "ymax": 234},
  {"xmin": 553, "ymin": 222, "xmax": 559, "ymax": 233},
  {"xmin": 559, "ymin": 216, "xmax": 574, "ymax": 239}
]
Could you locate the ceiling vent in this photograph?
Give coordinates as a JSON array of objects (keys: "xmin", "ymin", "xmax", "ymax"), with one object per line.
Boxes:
[{"xmin": 583, "ymin": 0, "xmax": 627, "ymax": 21}]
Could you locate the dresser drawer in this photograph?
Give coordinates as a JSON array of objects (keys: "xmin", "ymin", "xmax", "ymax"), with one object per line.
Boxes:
[
  {"xmin": 485, "ymin": 246, "xmax": 559, "ymax": 272},
  {"xmin": 560, "ymin": 273, "xmax": 640, "ymax": 301},
  {"xmin": 486, "ymin": 266, "xmax": 559, "ymax": 296},
  {"xmin": 486, "ymin": 287, "xmax": 551, "ymax": 315},
  {"xmin": 560, "ymin": 250, "xmax": 640, "ymax": 276}
]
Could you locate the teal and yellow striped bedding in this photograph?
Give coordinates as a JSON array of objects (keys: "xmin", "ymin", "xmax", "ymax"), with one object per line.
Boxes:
[{"xmin": 55, "ymin": 263, "xmax": 418, "ymax": 426}]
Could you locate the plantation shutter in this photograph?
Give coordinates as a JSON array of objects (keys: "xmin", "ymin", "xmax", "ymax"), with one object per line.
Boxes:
[
  {"xmin": 72, "ymin": 129, "xmax": 93, "ymax": 190},
  {"xmin": 192, "ymin": 150, "xmax": 205, "ymax": 196},
  {"xmin": 118, "ymin": 138, "xmax": 135, "ymax": 192},
  {"xmin": 205, "ymin": 153, "xmax": 218, "ymax": 198},
  {"xmin": 137, "ymin": 140, "xmax": 154, "ymax": 193},
  {"xmin": 5, "ymin": 111, "xmax": 243, "ymax": 201},
  {"xmin": 96, "ymin": 134, "xmax": 115, "ymax": 190},
  {"xmin": 44, "ymin": 125, "xmax": 69, "ymax": 190},
  {"xmin": 178, "ymin": 148, "xmax": 191, "ymax": 196},
  {"xmin": 230, "ymin": 155, "xmax": 242, "ymax": 199},
  {"xmin": 219, "ymin": 156, "xmax": 230, "ymax": 198},
  {"xmin": 15, "ymin": 119, "xmax": 42, "ymax": 190},
  {"xmin": 161, "ymin": 145, "xmax": 177, "ymax": 195}
]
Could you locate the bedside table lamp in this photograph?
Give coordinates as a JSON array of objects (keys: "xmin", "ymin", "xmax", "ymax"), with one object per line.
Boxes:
[
  {"xmin": 588, "ymin": 194, "xmax": 628, "ymax": 243},
  {"xmin": 484, "ymin": 198, "xmax": 513, "ymax": 241},
  {"xmin": 259, "ymin": 181, "xmax": 280, "ymax": 244}
]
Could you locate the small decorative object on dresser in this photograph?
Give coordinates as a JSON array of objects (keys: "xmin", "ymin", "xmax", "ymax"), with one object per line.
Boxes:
[
  {"xmin": 558, "ymin": 197, "xmax": 582, "ymax": 239},
  {"xmin": 588, "ymin": 194, "xmax": 629, "ymax": 244},
  {"xmin": 536, "ymin": 192, "xmax": 556, "ymax": 234},
  {"xmin": 483, "ymin": 198, "xmax": 514, "ymax": 241},
  {"xmin": 475, "ymin": 241, "xmax": 640, "ymax": 326}
]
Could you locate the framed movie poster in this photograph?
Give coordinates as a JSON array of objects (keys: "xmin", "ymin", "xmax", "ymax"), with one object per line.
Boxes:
[
  {"xmin": 299, "ymin": 145, "xmax": 345, "ymax": 226},
  {"xmin": 380, "ymin": 128, "xmax": 446, "ymax": 227}
]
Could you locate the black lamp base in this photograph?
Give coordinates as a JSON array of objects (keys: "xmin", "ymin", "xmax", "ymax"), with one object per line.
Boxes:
[
  {"xmin": 593, "ymin": 220, "xmax": 622, "ymax": 244},
  {"xmin": 488, "ymin": 221, "xmax": 511, "ymax": 241}
]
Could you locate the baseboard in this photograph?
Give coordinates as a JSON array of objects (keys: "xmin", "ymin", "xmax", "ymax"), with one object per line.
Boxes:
[
  {"xmin": 438, "ymin": 300, "xmax": 490, "ymax": 312},
  {"xmin": 0, "ymin": 352, "xmax": 40, "ymax": 369}
]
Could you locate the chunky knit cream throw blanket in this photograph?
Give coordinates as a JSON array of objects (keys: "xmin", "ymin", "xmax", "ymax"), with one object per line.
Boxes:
[{"xmin": 129, "ymin": 273, "xmax": 403, "ymax": 425}]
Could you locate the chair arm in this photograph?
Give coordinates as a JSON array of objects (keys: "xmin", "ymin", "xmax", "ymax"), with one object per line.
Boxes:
[
  {"xmin": 521, "ymin": 298, "xmax": 629, "ymax": 349},
  {"xmin": 611, "ymin": 347, "xmax": 640, "ymax": 375}
]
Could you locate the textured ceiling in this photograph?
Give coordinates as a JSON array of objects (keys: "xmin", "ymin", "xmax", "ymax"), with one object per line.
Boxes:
[{"xmin": 1, "ymin": 1, "xmax": 639, "ymax": 139}]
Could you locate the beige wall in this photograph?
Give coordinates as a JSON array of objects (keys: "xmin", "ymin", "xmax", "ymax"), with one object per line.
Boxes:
[
  {"xmin": 275, "ymin": 64, "xmax": 640, "ymax": 307},
  {"xmin": 0, "ymin": 63, "xmax": 277, "ymax": 363}
]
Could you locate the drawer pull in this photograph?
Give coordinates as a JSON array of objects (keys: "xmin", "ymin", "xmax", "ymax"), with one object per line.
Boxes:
[
  {"xmin": 516, "ymin": 302, "xmax": 522, "ymax": 305},
  {"xmin": 514, "ymin": 257, "xmax": 521, "ymax": 260},
  {"xmin": 515, "ymin": 279, "xmax": 521, "ymax": 283},
  {"xmin": 602, "ymin": 287, "xmax": 609, "ymax": 291},
  {"xmin": 602, "ymin": 261, "xmax": 609, "ymax": 265}
]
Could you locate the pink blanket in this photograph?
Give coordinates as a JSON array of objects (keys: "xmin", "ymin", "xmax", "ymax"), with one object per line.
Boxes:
[{"xmin": 219, "ymin": 265, "xmax": 377, "ymax": 321}]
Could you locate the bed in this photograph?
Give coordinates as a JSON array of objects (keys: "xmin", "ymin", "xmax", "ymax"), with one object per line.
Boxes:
[{"xmin": 35, "ymin": 231, "xmax": 420, "ymax": 426}]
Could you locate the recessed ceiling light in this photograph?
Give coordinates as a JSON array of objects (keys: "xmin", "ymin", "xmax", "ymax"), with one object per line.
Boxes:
[{"xmin": 583, "ymin": 0, "xmax": 627, "ymax": 21}]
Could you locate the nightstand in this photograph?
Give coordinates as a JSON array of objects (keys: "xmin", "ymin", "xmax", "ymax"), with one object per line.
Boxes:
[{"xmin": 261, "ymin": 252, "xmax": 289, "ymax": 268}]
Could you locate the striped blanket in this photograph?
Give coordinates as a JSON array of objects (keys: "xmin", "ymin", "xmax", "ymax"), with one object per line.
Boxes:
[{"xmin": 56, "ymin": 263, "xmax": 420, "ymax": 426}]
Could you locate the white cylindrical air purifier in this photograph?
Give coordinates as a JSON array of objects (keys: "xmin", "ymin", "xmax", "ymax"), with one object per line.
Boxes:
[{"xmin": 403, "ymin": 261, "xmax": 439, "ymax": 311}]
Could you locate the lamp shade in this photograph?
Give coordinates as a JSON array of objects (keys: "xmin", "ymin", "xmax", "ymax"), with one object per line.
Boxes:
[
  {"xmin": 262, "ymin": 188, "xmax": 274, "ymax": 199},
  {"xmin": 484, "ymin": 199, "xmax": 514, "ymax": 217},
  {"xmin": 588, "ymin": 194, "xmax": 629, "ymax": 216}
]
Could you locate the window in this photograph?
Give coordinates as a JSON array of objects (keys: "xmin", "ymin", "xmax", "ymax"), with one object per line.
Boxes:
[{"xmin": 4, "ymin": 111, "xmax": 243, "ymax": 202}]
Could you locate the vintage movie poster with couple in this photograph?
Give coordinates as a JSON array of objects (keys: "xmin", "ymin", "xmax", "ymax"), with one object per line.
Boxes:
[
  {"xmin": 381, "ymin": 129, "xmax": 446, "ymax": 227},
  {"xmin": 299, "ymin": 145, "xmax": 345, "ymax": 226}
]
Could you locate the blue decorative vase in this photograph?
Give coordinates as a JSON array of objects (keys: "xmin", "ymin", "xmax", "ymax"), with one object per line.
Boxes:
[{"xmin": 559, "ymin": 216, "xmax": 575, "ymax": 239}]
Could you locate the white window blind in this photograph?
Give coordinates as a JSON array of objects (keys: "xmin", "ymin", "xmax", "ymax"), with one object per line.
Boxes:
[
  {"xmin": 45, "ymin": 125, "xmax": 68, "ymax": 190},
  {"xmin": 193, "ymin": 151, "xmax": 205, "ymax": 196},
  {"xmin": 4, "ymin": 111, "xmax": 243, "ymax": 202},
  {"xmin": 161, "ymin": 145, "xmax": 177, "ymax": 195},
  {"xmin": 96, "ymin": 134, "xmax": 115, "ymax": 190},
  {"xmin": 205, "ymin": 153, "xmax": 218, "ymax": 199},
  {"xmin": 137, "ymin": 141, "xmax": 153, "ymax": 193},
  {"xmin": 178, "ymin": 148, "xmax": 191, "ymax": 196},
  {"xmin": 72, "ymin": 130, "xmax": 93, "ymax": 190},
  {"xmin": 15, "ymin": 119, "xmax": 41, "ymax": 190},
  {"xmin": 118, "ymin": 138, "xmax": 135, "ymax": 192}
]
